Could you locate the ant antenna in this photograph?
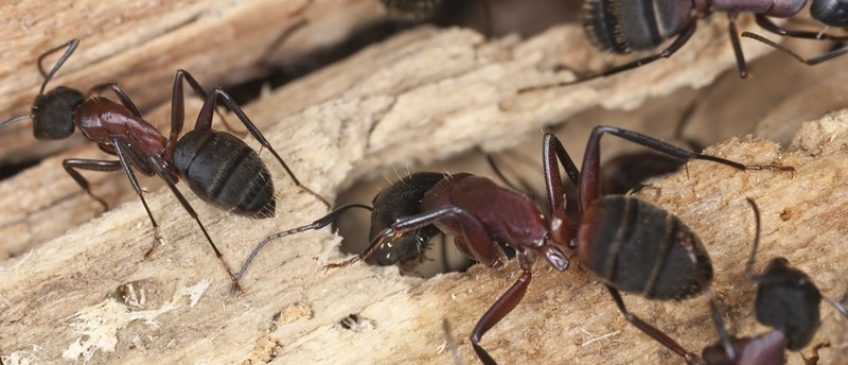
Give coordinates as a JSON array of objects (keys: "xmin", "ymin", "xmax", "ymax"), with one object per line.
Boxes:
[
  {"xmin": 823, "ymin": 297, "xmax": 848, "ymax": 318},
  {"xmin": 234, "ymin": 204, "xmax": 373, "ymax": 288},
  {"xmin": 37, "ymin": 39, "xmax": 80, "ymax": 95},
  {"xmin": 0, "ymin": 114, "xmax": 33, "ymax": 131},
  {"xmin": 742, "ymin": 32, "xmax": 848, "ymax": 66},
  {"xmin": 743, "ymin": 197, "xmax": 762, "ymax": 281},
  {"xmin": 705, "ymin": 288, "xmax": 736, "ymax": 360},
  {"xmin": 442, "ymin": 318, "xmax": 465, "ymax": 365}
]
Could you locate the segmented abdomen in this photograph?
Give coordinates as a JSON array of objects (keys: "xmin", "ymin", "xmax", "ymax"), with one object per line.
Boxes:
[
  {"xmin": 578, "ymin": 195, "xmax": 712, "ymax": 300},
  {"xmin": 582, "ymin": 0, "xmax": 693, "ymax": 53},
  {"xmin": 173, "ymin": 130, "xmax": 275, "ymax": 218}
]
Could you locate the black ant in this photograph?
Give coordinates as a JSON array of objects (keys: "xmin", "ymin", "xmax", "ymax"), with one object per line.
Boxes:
[
  {"xmin": 742, "ymin": 0, "xmax": 848, "ymax": 66},
  {"xmin": 520, "ymin": 0, "xmax": 812, "ymax": 92},
  {"xmin": 0, "ymin": 39, "xmax": 330, "ymax": 293},
  {"xmin": 238, "ymin": 125, "xmax": 792, "ymax": 364},
  {"xmin": 700, "ymin": 198, "xmax": 848, "ymax": 365}
]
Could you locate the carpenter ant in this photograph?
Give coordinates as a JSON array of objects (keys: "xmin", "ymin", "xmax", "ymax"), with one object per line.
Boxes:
[
  {"xmin": 235, "ymin": 171, "xmax": 444, "ymax": 283},
  {"xmin": 236, "ymin": 155, "xmax": 531, "ymax": 280},
  {"xmin": 700, "ymin": 198, "xmax": 848, "ymax": 365},
  {"xmin": 239, "ymin": 125, "xmax": 792, "ymax": 364},
  {"xmin": 741, "ymin": 1, "xmax": 848, "ymax": 66},
  {"xmin": 0, "ymin": 39, "xmax": 330, "ymax": 293},
  {"xmin": 520, "ymin": 0, "xmax": 810, "ymax": 92}
]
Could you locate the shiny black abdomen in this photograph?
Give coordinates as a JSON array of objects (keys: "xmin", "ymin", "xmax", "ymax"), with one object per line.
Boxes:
[
  {"xmin": 174, "ymin": 130, "xmax": 275, "ymax": 218},
  {"xmin": 582, "ymin": 0, "xmax": 693, "ymax": 53},
  {"xmin": 578, "ymin": 195, "xmax": 712, "ymax": 300}
]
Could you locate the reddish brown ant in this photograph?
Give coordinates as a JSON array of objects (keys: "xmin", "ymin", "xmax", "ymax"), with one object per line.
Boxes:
[
  {"xmin": 0, "ymin": 39, "xmax": 330, "ymax": 293},
  {"xmin": 700, "ymin": 198, "xmax": 848, "ymax": 365},
  {"xmin": 238, "ymin": 125, "xmax": 792, "ymax": 364}
]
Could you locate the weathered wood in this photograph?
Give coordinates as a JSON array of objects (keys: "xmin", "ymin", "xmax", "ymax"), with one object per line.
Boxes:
[
  {"xmin": 0, "ymin": 14, "xmax": 805, "ymax": 365},
  {"xmin": 4, "ymin": 107, "xmax": 848, "ymax": 364},
  {"xmin": 0, "ymin": 16, "xmax": 777, "ymax": 259},
  {"xmin": 0, "ymin": 0, "xmax": 386, "ymax": 164}
]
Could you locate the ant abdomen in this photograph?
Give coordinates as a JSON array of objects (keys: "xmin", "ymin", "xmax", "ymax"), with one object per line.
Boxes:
[
  {"xmin": 578, "ymin": 195, "xmax": 713, "ymax": 300},
  {"xmin": 32, "ymin": 86, "xmax": 84, "ymax": 139},
  {"xmin": 173, "ymin": 130, "xmax": 275, "ymax": 218},
  {"xmin": 582, "ymin": 0, "xmax": 692, "ymax": 53}
]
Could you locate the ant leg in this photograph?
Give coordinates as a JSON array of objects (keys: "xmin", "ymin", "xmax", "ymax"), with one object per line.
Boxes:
[
  {"xmin": 470, "ymin": 253, "xmax": 532, "ymax": 365},
  {"xmin": 37, "ymin": 39, "xmax": 80, "ymax": 95},
  {"xmin": 743, "ymin": 198, "xmax": 764, "ymax": 280},
  {"xmin": 442, "ymin": 319, "xmax": 464, "ymax": 365},
  {"xmin": 742, "ymin": 31, "xmax": 848, "ymax": 65},
  {"xmin": 327, "ymin": 206, "xmax": 506, "ymax": 269},
  {"xmin": 109, "ymin": 142, "xmax": 165, "ymax": 258},
  {"xmin": 542, "ymin": 134, "xmax": 582, "ymax": 246},
  {"xmin": 727, "ymin": 13, "xmax": 749, "ymax": 78},
  {"xmin": 131, "ymin": 142, "xmax": 244, "ymax": 293},
  {"xmin": 606, "ymin": 286, "xmax": 704, "ymax": 364},
  {"xmin": 755, "ymin": 15, "xmax": 848, "ymax": 41},
  {"xmin": 577, "ymin": 126, "xmax": 794, "ymax": 212},
  {"xmin": 87, "ymin": 83, "xmax": 143, "ymax": 117},
  {"xmin": 195, "ymin": 88, "xmax": 331, "ymax": 208},
  {"xmin": 167, "ymin": 70, "xmax": 236, "ymax": 145},
  {"xmin": 62, "ymin": 159, "xmax": 122, "ymax": 210},
  {"xmin": 518, "ymin": 22, "xmax": 696, "ymax": 93},
  {"xmin": 235, "ymin": 204, "xmax": 372, "ymax": 286}
]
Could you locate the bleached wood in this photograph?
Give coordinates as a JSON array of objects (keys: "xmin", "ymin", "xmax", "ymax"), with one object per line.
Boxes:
[
  {"xmin": 0, "ymin": 17, "xmax": 777, "ymax": 258},
  {"xmin": 0, "ymin": 18, "xmax": 816, "ymax": 365},
  {"xmin": 0, "ymin": 0, "xmax": 386, "ymax": 164}
]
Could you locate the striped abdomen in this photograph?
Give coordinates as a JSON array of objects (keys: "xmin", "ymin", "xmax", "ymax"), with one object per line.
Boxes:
[
  {"xmin": 582, "ymin": 0, "xmax": 693, "ymax": 53},
  {"xmin": 577, "ymin": 196, "xmax": 712, "ymax": 300},
  {"xmin": 173, "ymin": 130, "xmax": 275, "ymax": 218}
]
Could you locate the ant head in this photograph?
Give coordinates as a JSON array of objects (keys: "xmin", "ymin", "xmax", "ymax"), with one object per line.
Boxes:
[
  {"xmin": 811, "ymin": 0, "xmax": 848, "ymax": 26},
  {"xmin": 31, "ymin": 86, "xmax": 84, "ymax": 139}
]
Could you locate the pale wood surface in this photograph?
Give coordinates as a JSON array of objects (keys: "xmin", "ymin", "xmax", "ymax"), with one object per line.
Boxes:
[
  {"xmin": 0, "ymin": 15, "xmax": 815, "ymax": 365},
  {"xmin": 0, "ymin": 0, "xmax": 385, "ymax": 164},
  {"xmin": 0, "ymin": 16, "xmax": 777, "ymax": 259}
]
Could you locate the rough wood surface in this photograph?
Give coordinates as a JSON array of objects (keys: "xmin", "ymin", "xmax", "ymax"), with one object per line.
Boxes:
[
  {"xmin": 0, "ymin": 17, "xmax": 777, "ymax": 259},
  {"xmin": 4, "ymin": 109, "xmax": 848, "ymax": 365},
  {"xmin": 0, "ymin": 0, "xmax": 385, "ymax": 164},
  {"xmin": 0, "ymin": 18, "xmax": 803, "ymax": 365}
]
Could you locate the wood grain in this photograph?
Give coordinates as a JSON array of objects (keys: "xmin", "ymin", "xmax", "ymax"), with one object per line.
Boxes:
[
  {"xmin": 0, "ymin": 15, "xmax": 806, "ymax": 365},
  {"xmin": 0, "ymin": 0, "xmax": 385, "ymax": 164},
  {"xmin": 0, "ymin": 16, "xmax": 777, "ymax": 259}
]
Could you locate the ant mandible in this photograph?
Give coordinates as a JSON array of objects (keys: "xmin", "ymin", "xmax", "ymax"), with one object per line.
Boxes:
[
  {"xmin": 238, "ymin": 125, "xmax": 792, "ymax": 364},
  {"xmin": 0, "ymin": 39, "xmax": 330, "ymax": 293},
  {"xmin": 520, "ymin": 0, "xmax": 811, "ymax": 92},
  {"xmin": 699, "ymin": 198, "xmax": 848, "ymax": 365}
]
